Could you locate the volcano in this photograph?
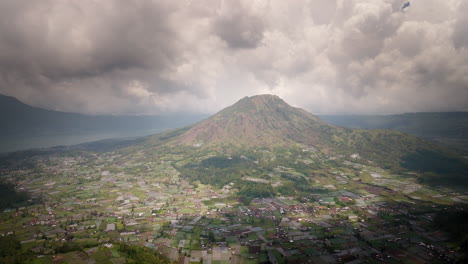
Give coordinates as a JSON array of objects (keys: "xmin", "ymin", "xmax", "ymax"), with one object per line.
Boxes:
[
  {"xmin": 175, "ymin": 94, "xmax": 336, "ymax": 148},
  {"xmin": 141, "ymin": 94, "xmax": 467, "ymax": 180}
]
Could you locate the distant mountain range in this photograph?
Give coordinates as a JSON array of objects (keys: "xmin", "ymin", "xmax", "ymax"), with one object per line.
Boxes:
[
  {"xmin": 320, "ymin": 112, "xmax": 468, "ymax": 154},
  {"xmin": 1, "ymin": 93, "xmax": 467, "ymax": 154},
  {"xmin": 320, "ymin": 112, "xmax": 468, "ymax": 139},
  {"xmin": 0, "ymin": 94, "xmax": 206, "ymax": 152}
]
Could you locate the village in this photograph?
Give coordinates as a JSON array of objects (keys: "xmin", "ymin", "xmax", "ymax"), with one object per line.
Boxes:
[{"xmin": 0, "ymin": 149, "xmax": 466, "ymax": 264}]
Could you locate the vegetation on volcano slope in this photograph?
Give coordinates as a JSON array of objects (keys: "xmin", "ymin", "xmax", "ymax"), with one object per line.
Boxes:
[
  {"xmin": 172, "ymin": 132, "xmax": 468, "ymax": 190},
  {"xmin": 158, "ymin": 95, "xmax": 467, "ymax": 187},
  {"xmin": 175, "ymin": 147, "xmax": 354, "ymax": 204}
]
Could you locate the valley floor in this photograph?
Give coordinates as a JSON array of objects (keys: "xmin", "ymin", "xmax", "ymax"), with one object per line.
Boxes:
[{"xmin": 0, "ymin": 149, "xmax": 466, "ymax": 264}]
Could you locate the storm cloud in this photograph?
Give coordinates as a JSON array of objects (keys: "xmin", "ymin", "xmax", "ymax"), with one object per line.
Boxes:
[{"xmin": 0, "ymin": 0, "xmax": 466, "ymax": 115}]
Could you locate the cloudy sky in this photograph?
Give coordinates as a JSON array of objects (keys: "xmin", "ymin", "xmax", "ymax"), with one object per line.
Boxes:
[{"xmin": 0, "ymin": 0, "xmax": 467, "ymax": 115}]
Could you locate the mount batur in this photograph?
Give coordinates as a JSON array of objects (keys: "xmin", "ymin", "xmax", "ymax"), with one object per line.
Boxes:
[
  {"xmin": 1, "ymin": 95, "xmax": 467, "ymax": 263},
  {"xmin": 145, "ymin": 95, "xmax": 467, "ymax": 185}
]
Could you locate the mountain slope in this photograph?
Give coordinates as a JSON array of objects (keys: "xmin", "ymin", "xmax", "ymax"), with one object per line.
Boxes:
[
  {"xmin": 171, "ymin": 95, "xmax": 432, "ymax": 156},
  {"xmin": 174, "ymin": 95, "xmax": 336, "ymax": 148}
]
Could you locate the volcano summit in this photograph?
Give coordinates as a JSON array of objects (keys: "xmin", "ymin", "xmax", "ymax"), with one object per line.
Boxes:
[{"xmin": 175, "ymin": 94, "xmax": 333, "ymax": 148}]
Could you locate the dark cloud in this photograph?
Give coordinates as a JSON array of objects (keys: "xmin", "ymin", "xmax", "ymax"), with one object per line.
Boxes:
[
  {"xmin": 0, "ymin": 0, "xmax": 187, "ymax": 110},
  {"xmin": 453, "ymin": 1, "xmax": 468, "ymax": 49},
  {"xmin": 0, "ymin": 0, "xmax": 466, "ymax": 115},
  {"xmin": 212, "ymin": 3, "xmax": 264, "ymax": 49}
]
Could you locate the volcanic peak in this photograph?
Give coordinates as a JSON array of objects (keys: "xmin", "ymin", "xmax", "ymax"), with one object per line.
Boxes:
[{"xmin": 174, "ymin": 94, "xmax": 331, "ymax": 148}]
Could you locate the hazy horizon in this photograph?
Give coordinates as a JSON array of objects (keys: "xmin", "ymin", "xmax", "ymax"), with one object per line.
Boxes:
[
  {"xmin": 1, "ymin": 92, "xmax": 467, "ymax": 154},
  {"xmin": 2, "ymin": 93, "xmax": 468, "ymax": 117}
]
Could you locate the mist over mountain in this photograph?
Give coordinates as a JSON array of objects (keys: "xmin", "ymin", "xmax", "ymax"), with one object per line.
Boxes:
[
  {"xmin": 0, "ymin": 94, "xmax": 205, "ymax": 152},
  {"xmin": 320, "ymin": 112, "xmax": 468, "ymax": 153},
  {"xmin": 320, "ymin": 112, "xmax": 468, "ymax": 138}
]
